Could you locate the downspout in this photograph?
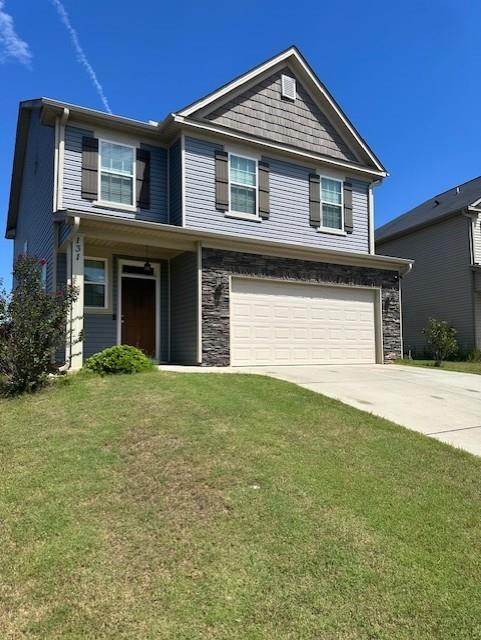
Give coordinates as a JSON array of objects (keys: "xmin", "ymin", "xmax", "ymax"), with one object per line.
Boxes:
[
  {"xmin": 462, "ymin": 208, "xmax": 478, "ymax": 349},
  {"xmin": 56, "ymin": 108, "xmax": 69, "ymax": 211},
  {"xmin": 59, "ymin": 215, "xmax": 80, "ymax": 372},
  {"xmin": 399, "ymin": 262, "xmax": 413, "ymax": 277},
  {"xmin": 52, "ymin": 109, "xmax": 69, "ymax": 308}
]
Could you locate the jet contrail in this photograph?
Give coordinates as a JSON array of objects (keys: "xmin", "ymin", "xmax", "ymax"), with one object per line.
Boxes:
[
  {"xmin": 50, "ymin": 0, "xmax": 112, "ymax": 113},
  {"xmin": 0, "ymin": 0, "xmax": 32, "ymax": 66}
]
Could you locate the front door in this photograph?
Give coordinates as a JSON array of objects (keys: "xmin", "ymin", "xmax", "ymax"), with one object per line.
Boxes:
[{"xmin": 121, "ymin": 277, "xmax": 156, "ymax": 357}]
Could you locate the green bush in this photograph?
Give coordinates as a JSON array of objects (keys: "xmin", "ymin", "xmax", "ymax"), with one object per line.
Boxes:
[
  {"xmin": 84, "ymin": 345, "xmax": 154, "ymax": 375},
  {"xmin": 0, "ymin": 256, "xmax": 77, "ymax": 396},
  {"xmin": 467, "ymin": 349, "xmax": 481, "ymax": 363},
  {"xmin": 422, "ymin": 318, "xmax": 458, "ymax": 366}
]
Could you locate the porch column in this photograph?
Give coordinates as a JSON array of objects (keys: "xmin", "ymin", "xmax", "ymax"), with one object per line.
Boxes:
[{"xmin": 66, "ymin": 234, "xmax": 84, "ymax": 370}]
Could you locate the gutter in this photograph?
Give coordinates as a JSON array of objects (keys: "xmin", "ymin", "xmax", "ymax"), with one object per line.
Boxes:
[
  {"xmin": 59, "ymin": 209, "xmax": 413, "ymax": 273},
  {"xmin": 172, "ymin": 115, "xmax": 388, "ymax": 180}
]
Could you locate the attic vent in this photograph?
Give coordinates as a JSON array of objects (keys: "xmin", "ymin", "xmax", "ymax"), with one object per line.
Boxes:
[{"xmin": 281, "ymin": 74, "xmax": 296, "ymax": 101}]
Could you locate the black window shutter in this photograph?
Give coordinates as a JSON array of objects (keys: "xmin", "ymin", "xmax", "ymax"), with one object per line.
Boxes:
[
  {"xmin": 81, "ymin": 137, "xmax": 99, "ymax": 200},
  {"xmin": 258, "ymin": 160, "xmax": 270, "ymax": 219},
  {"xmin": 344, "ymin": 181, "xmax": 353, "ymax": 233},
  {"xmin": 308, "ymin": 173, "xmax": 321, "ymax": 226},
  {"xmin": 215, "ymin": 149, "xmax": 229, "ymax": 211},
  {"xmin": 136, "ymin": 148, "xmax": 151, "ymax": 209}
]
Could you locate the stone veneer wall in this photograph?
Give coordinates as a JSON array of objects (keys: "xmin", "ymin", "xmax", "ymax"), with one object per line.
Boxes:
[{"xmin": 201, "ymin": 248, "xmax": 402, "ymax": 366}]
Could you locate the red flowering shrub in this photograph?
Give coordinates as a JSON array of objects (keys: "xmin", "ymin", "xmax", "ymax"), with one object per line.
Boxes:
[{"xmin": 0, "ymin": 255, "xmax": 78, "ymax": 396}]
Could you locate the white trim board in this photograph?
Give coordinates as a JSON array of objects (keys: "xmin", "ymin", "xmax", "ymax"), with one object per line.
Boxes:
[
  {"xmin": 117, "ymin": 258, "xmax": 161, "ymax": 361},
  {"xmin": 176, "ymin": 47, "xmax": 386, "ymax": 174}
]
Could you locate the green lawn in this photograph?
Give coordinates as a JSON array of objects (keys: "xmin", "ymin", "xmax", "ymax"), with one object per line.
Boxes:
[
  {"xmin": 2, "ymin": 371, "xmax": 481, "ymax": 639},
  {"xmin": 395, "ymin": 358, "xmax": 481, "ymax": 375}
]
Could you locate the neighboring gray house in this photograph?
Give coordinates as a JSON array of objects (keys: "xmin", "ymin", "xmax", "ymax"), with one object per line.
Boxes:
[
  {"xmin": 376, "ymin": 177, "xmax": 481, "ymax": 355},
  {"xmin": 5, "ymin": 46, "xmax": 410, "ymax": 369}
]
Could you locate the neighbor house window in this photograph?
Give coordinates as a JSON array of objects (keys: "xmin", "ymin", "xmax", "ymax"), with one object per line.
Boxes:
[
  {"xmin": 229, "ymin": 154, "xmax": 257, "ymax": 215},
  {"xmin": 320, "ymin": 177, "xmax": 343, "ymax": 230},
  {"xmin": 84, "ymin": 258, "xmax": 107, "ymax": 308},
  {"xmin": 99, "ymin": 141, "xmax": 135, "ymax": 206}
]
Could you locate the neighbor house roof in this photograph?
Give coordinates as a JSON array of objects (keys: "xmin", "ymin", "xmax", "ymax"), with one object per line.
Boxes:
[{"xmin": 376, "ymin": 175, "xmax": 481, "ymax": 244}]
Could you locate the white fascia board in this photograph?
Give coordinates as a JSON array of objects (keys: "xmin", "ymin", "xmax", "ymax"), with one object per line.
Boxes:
[
  {"xmin": 176, "ymin": 117, "xmax": 387, "ymax": 180},
  {"xmin": 177, "ymin": 48, "xmax": 296, "ymax": 117},
  {"xmin": 63, "ymin": 209, "xmax": 412, "ymax": 272},
  {"xmin": 176, "ymin": 47, "xmax": 385, "ymax": 174}
]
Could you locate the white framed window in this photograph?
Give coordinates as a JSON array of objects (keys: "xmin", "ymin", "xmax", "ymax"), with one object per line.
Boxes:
[
  {"xmin": 320, "ymin": 176, "xmax": 343, "ymax": 230},
  {"xmin": 84, "ymin": 257, "xmax": 108, "ymax": 309},
  {"xmin": 229, "ymin": 153, "xmax": 258, "ymax": 217},
  {"xmin": 98, "ymin": 140, "xmax": 135, "ymax": 207}
]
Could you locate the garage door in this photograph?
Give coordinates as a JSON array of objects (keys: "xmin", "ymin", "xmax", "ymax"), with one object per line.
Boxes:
[{"xmin": 231, "ymin": 278, "xmax": 378, "ymax": 366}]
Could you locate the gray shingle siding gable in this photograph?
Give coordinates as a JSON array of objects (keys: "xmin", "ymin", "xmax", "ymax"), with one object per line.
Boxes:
[
  {"xmin": 168, "ymin": 138, "xmax": 182, "ymax": 225},
  {"xmin": 202, "ymin": 68, "xmax": 356, "ymax": 162},
  {"xmin": 170, "ymin": 251, "xmax": 198, "ymax": 363},
  {"xmin": 184, "ymin": 136, "xmax": 370, "ymax": 253},
  {"xmin": 63, "ymin": 125, "xmax": 168, "ymax": 222},
  {"xmin": 377, "ymin": 216, "xmax": 474, "ymax": 353},
  {"xmin": 13, "ymin": 108, "xmax": 55, "ymax": 291}
]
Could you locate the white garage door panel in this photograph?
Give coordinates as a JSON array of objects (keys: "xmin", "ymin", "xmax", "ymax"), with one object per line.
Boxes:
[{"xmin": 231, "ymin": 278, "xmax": 377, "ymax": 366}]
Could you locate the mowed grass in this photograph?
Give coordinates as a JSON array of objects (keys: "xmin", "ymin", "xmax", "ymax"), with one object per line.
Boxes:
[
  {"xmin": 395, "ymin": 358, "xmax": 481, "ymax": 376},
  {"xmin": 1, "ymin": 372, "xmax": 481, "ymax": 639}
]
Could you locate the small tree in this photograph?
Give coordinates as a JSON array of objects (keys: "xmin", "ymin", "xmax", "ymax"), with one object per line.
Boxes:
[
  {"xmin": 0, "ymin": 255, "xmax": 78, "ymax": 396},
  {"xmin": 423, "ymin": 318, "xmax": 458, "ymax": 366}
]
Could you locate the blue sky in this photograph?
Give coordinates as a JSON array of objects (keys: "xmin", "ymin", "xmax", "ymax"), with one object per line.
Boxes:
[{"xmin": 1, "ymin": 0, "xmax": 481, "ymax": 287}]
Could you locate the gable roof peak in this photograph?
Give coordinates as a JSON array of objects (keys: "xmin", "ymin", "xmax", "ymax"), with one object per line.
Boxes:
[{"xmin": 174, "ymin": 46, "xmax": 386, "ymax": 174}]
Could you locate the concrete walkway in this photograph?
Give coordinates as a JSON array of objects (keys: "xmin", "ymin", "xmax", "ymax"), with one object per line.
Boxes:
[{"xmin": 159, "ymin": 364, "xmax": 481, "ymax": 456}]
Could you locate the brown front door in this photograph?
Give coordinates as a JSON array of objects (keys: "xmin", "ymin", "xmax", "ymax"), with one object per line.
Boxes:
[{"xmin": 121, "ymin": 277, "xmax": 156, "ymax": 357}]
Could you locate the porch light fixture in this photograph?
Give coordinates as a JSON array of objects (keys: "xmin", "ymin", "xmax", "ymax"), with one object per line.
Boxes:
[
  {"xmin": 143, "ymin": 260, "xmax": 154, "ymax": 276},
  {"xmin": 143, "ymin": 247, "xmax": 154, "ymax": 276}
]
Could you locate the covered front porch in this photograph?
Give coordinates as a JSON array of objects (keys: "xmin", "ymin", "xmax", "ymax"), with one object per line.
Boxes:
[{"xmin": 58, "ymin": 215, "xmax": 201, "ymax": 369}]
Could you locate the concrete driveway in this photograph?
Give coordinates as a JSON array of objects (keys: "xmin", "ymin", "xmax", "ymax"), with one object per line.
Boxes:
[{"xmin": 241, "ymin": 364, "xmax": 481, "ymax": 456}]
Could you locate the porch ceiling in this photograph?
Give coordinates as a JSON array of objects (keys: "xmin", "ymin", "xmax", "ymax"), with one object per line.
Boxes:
[
  {"xmin": 84, "ymin": 236, "xmax": 181, "ymax": 259},
  {"xmin": 77, "ymin": 218, "xmax": 197, "ymax": 256}
]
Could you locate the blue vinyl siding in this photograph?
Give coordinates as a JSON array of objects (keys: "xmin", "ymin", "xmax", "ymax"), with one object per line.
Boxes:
[
  {"xmin": 184, "ymin": 136, "xmax": 370, "ymax": 254},
  {"xmin": 83, "ymin": 255, "xmax": 169, "ymax": 361},
  {"xmin": 83, "ymin": 315, "xmax": 117, "ymax": 359},
  {"xmin": 170, "ymin": 251, "xmax": 198, "ymax": 363},
  {"xmin": 63, "ymin": 125, "xmax": 168, "ymax": 223},
  {"xmin": 169, "ymin": 138, "xmax": 182, "ymax": 225},
  {"xmin": 58, "ymin": 220, "xmax": 72, "ymax": 247},
  {"xmin": 13, "ymin": 108, "xmax": 55, "ymax": 290}
]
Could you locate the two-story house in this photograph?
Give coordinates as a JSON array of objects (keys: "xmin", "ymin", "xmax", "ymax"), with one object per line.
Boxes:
[
  {"xmin": 5, "ymin": 46, "xmax": 411, "ymax": 369},
  {"xmin": 377, "ymin": 177, "xmax": 481, "ymax": 355}
]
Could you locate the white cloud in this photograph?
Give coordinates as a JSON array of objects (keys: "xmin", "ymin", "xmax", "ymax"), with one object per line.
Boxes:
[
  {"xmin": 50, "ymin": 0, "xmax": 112, "ymax": 113},
  {"xmin": 0, "ymin": 0, "xmax": 32, "ymax": 66}
]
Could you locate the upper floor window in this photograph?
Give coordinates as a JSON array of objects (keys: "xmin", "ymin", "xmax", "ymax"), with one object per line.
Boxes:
[
  {"xmin": 99, "ymin": 141, "xmax": 135, "ymax": 206},
  {"xmin": 320, "ymin": 177, "xmax": 343, "ymax": 230},
  {"xmin": 84, "ymin": 258, "xmax": 108, "ymax": 309},
  {"xmin": 229, "ymin": 154, "xmax": 257, "ymax": 216}
]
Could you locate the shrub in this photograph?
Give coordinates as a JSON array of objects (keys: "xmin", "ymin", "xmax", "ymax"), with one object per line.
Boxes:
[
  {"xmin": 422, "ymin": 318, "xmax": 458, "ymax": 366},
  {"xmin": 467, "ymin": 349, "xmax": 481, "ymax": 363},
  {"xmin": 0, "ymin": 256, "xmax": 77, "ymax": 396},
  {"xmin": 84, "ymin": 345, "xmax": 154, "ymax": 375}
]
